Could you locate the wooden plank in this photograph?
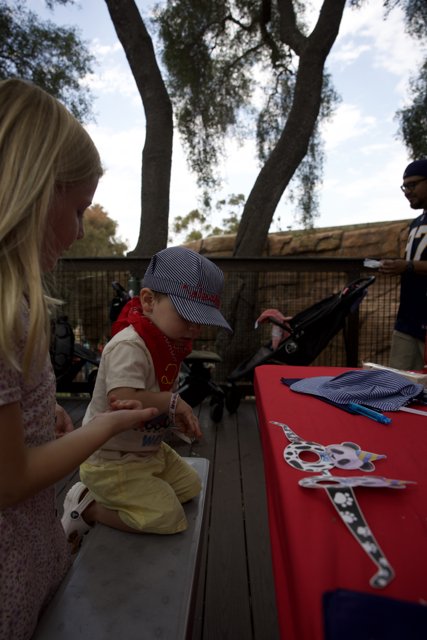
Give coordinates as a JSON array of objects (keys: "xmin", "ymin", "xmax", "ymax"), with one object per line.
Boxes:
[
  {"xmin": 200, "ymin": 408, "xmax": 253, "ymax": 639},
  {"xmin": 238, "ymin": 400, "xmax": 280, "ymax": 639},
  {"xmin": 189, "ymin": 401, "xmax": 217, "ymax": 640}
]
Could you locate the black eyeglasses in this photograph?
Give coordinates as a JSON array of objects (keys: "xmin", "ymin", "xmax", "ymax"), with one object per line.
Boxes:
[{"xmin": 400, "ymin": 178, "xmax": 427, "ymax": 193}]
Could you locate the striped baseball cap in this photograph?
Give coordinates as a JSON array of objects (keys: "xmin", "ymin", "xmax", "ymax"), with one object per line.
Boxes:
[
  {"xmin": 142, "ymin": 246, "xmax": 232, "ymax": 331},
  {"xmin": 290, "ymin": 369, "xmax": 425, "ymax": 411}
]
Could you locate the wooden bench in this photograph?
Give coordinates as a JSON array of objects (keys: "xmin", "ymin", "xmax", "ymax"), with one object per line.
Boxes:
[{"xmin": 33, "ymin": 457, "xmax": 209, "ymax": 640}]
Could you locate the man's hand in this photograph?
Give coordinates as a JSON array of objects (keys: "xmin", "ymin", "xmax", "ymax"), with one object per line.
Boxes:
[{"xmin": 379, "ymin": 259, "xmax": 409, "ymax": 276}]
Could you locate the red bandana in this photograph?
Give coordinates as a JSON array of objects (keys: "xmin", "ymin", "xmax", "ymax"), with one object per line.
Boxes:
[{"xmin": 111, "ymin": 298, "xmax": 192, "ymax": 391}]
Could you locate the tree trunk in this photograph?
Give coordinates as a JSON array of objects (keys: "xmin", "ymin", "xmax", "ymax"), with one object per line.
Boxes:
[
  {"xmin": 234, "ymin": 0, "xmax": 347, "ymax": 257},
  {"xmin": 104, "ymin": 0, "xmax": 173, "ymax": 256},
  {"xmin": 218, "ymin": 0, "xmax": 347, "ymax": 373}
]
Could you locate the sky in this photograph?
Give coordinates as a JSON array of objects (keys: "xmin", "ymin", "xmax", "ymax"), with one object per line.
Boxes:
[{"xmin": 27, "ymin": 0, "xmax": 427, "ymax": 249}]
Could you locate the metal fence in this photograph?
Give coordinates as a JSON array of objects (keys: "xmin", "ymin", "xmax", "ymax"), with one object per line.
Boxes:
[{"xmin": 50, "ymin": 256, "xmax": 399, "ymax": 382}]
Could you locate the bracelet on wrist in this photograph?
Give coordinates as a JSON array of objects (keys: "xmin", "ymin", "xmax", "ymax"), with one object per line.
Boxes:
[
  {"xmin": 168, "ymin": 392, "xmax": 180, "ymax": 425},
  {"xmin": 406, "ymin": 260, "xmax": 415, "ymax": 273}
]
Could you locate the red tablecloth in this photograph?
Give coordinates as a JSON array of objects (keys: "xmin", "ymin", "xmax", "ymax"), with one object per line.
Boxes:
[{"xmin": 255, "ymin": 365, "xmax": 427, "ymax": 640}]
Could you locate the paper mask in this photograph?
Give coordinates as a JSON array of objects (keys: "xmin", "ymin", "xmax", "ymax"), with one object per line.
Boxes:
[{"xmin": 270, "ymin": 420, "xmax": 415, "ymax": 588}]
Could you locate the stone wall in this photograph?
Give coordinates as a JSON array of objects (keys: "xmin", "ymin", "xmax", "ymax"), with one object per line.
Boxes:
[{"xmin": 185, "ymin": 218, "xmax": 410, "ymax": 259}]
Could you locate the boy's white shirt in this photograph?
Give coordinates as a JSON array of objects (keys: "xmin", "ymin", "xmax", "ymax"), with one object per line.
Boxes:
[{"xmin": 82, "ymin": 326, "xmax": 178, "ymax": 455}]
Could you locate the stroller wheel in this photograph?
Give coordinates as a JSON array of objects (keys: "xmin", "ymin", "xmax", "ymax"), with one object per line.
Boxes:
[
  {"xmin": 225, "ymin": 384, "xmax": 241, "ymax": 414},
  {"xmin": 210, "ymin": 399, "xmax": 224, "ymax": 423}
]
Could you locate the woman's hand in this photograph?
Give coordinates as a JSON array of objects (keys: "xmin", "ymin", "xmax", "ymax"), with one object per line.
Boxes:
[
  {"xmin": 86, "ymin": 398, "xmax": 158, "ymax": 437},
  {"xmin": 54, "ymin": 404, "xmax": 74, "ymax": 438}
]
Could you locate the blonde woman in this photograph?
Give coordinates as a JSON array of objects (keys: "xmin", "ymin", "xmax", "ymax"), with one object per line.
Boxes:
[{"xmin": 0, "ymin": 79, "xmax": 157, "ymax": 640}]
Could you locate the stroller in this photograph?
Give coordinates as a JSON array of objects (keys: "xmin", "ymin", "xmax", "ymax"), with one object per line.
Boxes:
[
  {"xmin": 226, "ymin": 276, "xmax": 376, "ymax": 409},
  {"xmin": 50, "ymin": 315, "xmax": 100, "ymax": 395}
]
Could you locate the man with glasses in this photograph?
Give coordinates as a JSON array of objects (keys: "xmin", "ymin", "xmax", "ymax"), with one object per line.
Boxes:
[{"xmin": 379, "ymin": 159, "xmax": 427, "ymax": 370}]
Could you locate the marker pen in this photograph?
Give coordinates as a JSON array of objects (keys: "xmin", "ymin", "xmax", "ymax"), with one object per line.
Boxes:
[{"xmin": 348, "ymin": 402, "xmax": 392, "ymax": 425}]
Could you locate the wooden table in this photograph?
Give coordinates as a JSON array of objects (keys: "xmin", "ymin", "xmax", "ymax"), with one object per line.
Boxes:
[{"xmin": 255, "ymin": 365, "xmax": 427, "ymax": 640}]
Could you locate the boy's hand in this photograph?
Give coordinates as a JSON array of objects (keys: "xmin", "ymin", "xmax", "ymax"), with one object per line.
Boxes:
[
  {"xmin": 173, "ymin": 397, "xmax": 202, "ymax": 440},
  {"xmin": 109, "ymin": 395, "xmax": 144, "ymax": 411}
]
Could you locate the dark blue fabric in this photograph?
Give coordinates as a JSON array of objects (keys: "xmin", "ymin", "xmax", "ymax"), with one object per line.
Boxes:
[
  {"xmin": 403, "ymin": 159, "xmax": 427, "ymax": 178},
  {"xmin": 395, "ymin": 210, "xmax": 427, "ymax": 341},
  {"xmin": 287, "ymin": 369, "xmax": 425, "ymax": 411},
  {"xmin": 323, "ymin": 589, "xmax": 427, "ymax": 640},
  {"xmin": 280, "ymin": 377, "xmax": 357, "ymax": 414}
]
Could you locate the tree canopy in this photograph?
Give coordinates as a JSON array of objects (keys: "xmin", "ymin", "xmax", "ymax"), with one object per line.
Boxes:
[
  {"xmin": 155, "ymin": 0, "xmax": 338, "ymax": 227},
  {"xmin": 6, "ymin": 0, "xmax": 425, "ymax": 369},
  {"xmin": 171, "ymin": 194, "xmax": 245, "ymax": 242},
  {"xmin": 393, "ymin": 0, "xmax": 427, "ymax": 158},
  {"xmin": 155, "ymin": 0, "xmax": 427, "ymax": 256},
  {"xmin": 63, "ymin": 205, "xmax": 128, "ymax": 257},
  {"xmin": 4, "ymin": 0, "xmax": 426, "ymax": 259},
  {"xmin": 0, "ymin": 0, "xmax": 94, "ymax": 121}
]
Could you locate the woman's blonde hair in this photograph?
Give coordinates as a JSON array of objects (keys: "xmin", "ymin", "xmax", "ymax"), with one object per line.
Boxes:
[{"xmin": 0, "ymin": 78, "xmax": 103, "ymax": 376}]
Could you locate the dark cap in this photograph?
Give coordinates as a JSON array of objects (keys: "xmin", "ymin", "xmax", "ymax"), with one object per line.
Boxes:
[{"xmin": 403, "ymin": 159, "xmax": 427, "ymax": 179}]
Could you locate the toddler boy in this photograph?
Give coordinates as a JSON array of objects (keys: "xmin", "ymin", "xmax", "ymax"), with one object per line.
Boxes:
[{"xmin": 62, "ymin": 247, "xmax": 231, "ymax": 540}]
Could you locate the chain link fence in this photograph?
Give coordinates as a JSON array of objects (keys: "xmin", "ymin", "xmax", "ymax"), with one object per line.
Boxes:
[{"xmin": 50, "ymin": 257, "xmax": 399, "ymax": 383}]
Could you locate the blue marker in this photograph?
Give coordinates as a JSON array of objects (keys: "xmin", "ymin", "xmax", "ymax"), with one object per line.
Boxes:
[{"xmin": 348, "ymin": 402, "xmax": 392, "ymax": 425}]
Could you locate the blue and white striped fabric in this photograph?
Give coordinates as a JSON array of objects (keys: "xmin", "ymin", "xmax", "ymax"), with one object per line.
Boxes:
[
  {"xmin": 142, "ymin": 246, "xmax": 232, "ymax": 331},
  {"xmin": 290, "ymin": 369, "xmax": 426, "ymax": 411}
]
